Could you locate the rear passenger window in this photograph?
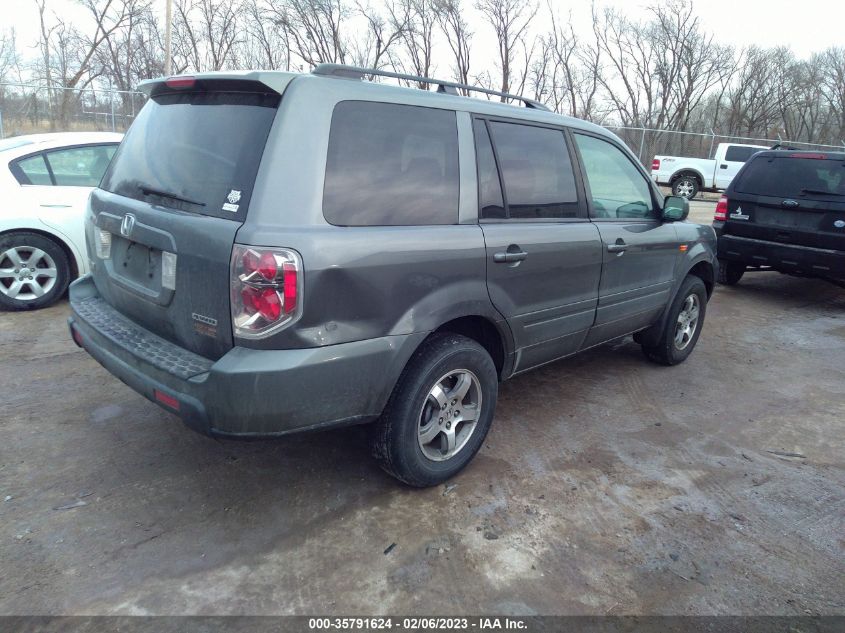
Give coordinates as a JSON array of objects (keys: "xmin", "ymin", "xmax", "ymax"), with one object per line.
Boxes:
[
  {"xmin": 488, "ymin": 121, "xmax": 579, "ymax": 219},
  {"xmin": 323, "ymin": 102, "xmax": 460, "ymax": 226},
  {"xmin": 46, "ymin": 145, "xmax": 117, "ymax": 187},
  {"xmin": 724, "ymin": 146, "xmax": 760, "ymax": 163}
]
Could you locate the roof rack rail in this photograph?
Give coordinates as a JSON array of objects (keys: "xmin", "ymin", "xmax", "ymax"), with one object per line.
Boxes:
[{"xmin": 312, "ymin": 64, "xmax": 551, "ymax": 112}]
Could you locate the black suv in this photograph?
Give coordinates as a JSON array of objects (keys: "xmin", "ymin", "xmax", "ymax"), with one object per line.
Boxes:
[{"xmin": 714, "ymin": 150, "xmax": 845, "ymax": 286}]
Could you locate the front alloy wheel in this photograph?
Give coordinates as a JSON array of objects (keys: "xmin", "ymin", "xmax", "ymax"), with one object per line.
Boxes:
[{"xmin": 673, "ymin": 294, "xmax": 700, "ymax": 351}]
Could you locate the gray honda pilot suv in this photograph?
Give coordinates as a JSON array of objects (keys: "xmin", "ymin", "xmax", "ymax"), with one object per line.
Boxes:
[{"xmin": 68, "ymin": 65, "xmax": 717, "ymax": 486}]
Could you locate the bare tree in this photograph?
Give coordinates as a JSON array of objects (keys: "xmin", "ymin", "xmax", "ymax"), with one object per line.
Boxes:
[
  {"xmin": 592, "ymin": 0, "xmax": 733, "ymax": 131},
  {"xmin": 388, "ymin": 0, "xmax": 437, "ymax": 86},
  {"xmin": 172, "ymin": 0, "xmax": 242, "ymax": 72},
  {"xmin": 529, "ymin": 4, "xmax": 600, "ymax": 119},
  {"xmin": 268, "ymin": 0, "xmax": 352, "ymax": 68},
  {"xmin": 238, "ymin": 0, "xmax": 292, "ymax": 70},
  {"xmin": 0, "ymin": 28, "xmax": 22, "ymax": 82},
  {"xmin": 821, "ymin": 47, "xmax": 845, "ymax": 141},
  {"xmin": 474, "ymin": 0, "xmax": 537, "ymax": 100},
  {"xmin": 350, "ymin": 2, "xmax": 406, "ymax": 69},
  {"xmin": 433, "ymin": 0, "xmax": 471, "ymax": 92}
]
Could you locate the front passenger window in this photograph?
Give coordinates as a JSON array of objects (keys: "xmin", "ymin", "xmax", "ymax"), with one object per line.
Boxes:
[{"xmin": 574, "ymin": 134, "xmax": 656, "ymax": 220}]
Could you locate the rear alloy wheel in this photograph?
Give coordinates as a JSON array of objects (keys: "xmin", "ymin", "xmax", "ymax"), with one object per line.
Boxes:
[
  {"xmin": 716, "ymin": 258, "xmax": 745, "ymax": 285},
  {"xmin": 372, "ymin": 333, "xmax": 498, "ymax": 487},
  {"xmin": 642, "ymin": 275, "xmax": 707, "ymax": 366},
  {"xmin": 0, "ymin": 232, "xmax": 71, "ymax": 311},
  {"xmin": 671, "ymin": 175, "xmax": 699, "ymax": 200}
]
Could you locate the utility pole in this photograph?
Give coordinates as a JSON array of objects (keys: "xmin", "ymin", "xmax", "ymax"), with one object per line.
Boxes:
[{"xmin": 164, "ymin": 0, "xmax": 173, "ymax": 76}]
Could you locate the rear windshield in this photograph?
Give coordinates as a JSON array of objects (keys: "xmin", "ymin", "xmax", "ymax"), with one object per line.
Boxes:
[
  {"xmin": 101, "ymin": 91, "xmax": 279, "ymax": 219},
  {"xmin": 735, "ymin": 155, "xmax": 845, "ymax": 198}
]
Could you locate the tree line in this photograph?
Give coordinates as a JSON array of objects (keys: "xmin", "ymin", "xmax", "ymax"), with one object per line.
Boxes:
[{"xmin": 1, "ymin": 0, "xmax": 844, "ymax": 146}]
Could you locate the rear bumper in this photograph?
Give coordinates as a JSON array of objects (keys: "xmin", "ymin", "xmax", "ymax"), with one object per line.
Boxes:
[
  {"xmin": 717, "ymin": 233, "xmax": 845, "ymax": 277},
  {"xmin": 68, "ymin": 274, "xmax": 426, "ymax": 437}
]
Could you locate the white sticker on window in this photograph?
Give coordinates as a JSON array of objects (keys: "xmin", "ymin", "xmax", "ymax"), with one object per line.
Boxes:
[{"xmin": 223, "ymin": 189, "xmax": 241, "ymax": 212}]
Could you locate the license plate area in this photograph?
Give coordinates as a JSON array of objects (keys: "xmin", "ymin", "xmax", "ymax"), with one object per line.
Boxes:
[{"xmin": 112, "ymin": 237, "xmax": 162, "ymax": 292}]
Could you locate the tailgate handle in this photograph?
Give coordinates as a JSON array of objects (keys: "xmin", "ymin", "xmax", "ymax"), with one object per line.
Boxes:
[{"xmin": 782, "ymin": 199, "xmax": 800, "ymax": 208}]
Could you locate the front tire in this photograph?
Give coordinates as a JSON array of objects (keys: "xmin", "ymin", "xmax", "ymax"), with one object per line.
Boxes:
[
  {"xmin": 671, "ymin": 175, "xmax": 699, "ymax": 200},
  {"xmin": 642, "ymin": 276, "xmax": 707, "ymax": 366},
  {"xmin": 371, "ymin": 333, "xmax": 498, "ymax": 487},
  {"xmin": 0, "ymin": 232, "xmax": 71, "ymax": 311},
  {"xmin": 717, "ymin": 258, "xmax": 745, "ymax": 285}
]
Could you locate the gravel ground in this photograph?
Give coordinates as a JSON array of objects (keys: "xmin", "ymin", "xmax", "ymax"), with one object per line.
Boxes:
[{"xmin": 1, "ymin": 210, "xmax": 843, "ymax": 615}]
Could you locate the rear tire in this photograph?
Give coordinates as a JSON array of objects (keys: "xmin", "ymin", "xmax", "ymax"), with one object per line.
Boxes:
[
  {"xmin": 371, "ymin": 333, "xmax": 498, "ymax": 487},
  {"xmin": 717, "ymin": 258, "xmax": 745, "ymax": 285},
  {"xmin": 0, "ymin": 232, "xmax": 71, "ymax": 311},
  {"xmin": 642, "ymin": 276, "xmax": 707, "ymax": 366},
  {"xmin": 671, "ymin": 175, "xmax": 699, "ymax": 200}
]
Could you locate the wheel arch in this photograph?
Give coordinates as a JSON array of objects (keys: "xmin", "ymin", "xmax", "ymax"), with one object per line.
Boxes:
[
  {"xmin": 671, "ymin": 169, "xmax": 705, "ymax": 187},
  {"xmin": 430, "ymin": 315, "xmax": 511, "ymax": 379},
  {"xmin": 686, "ymin": 259, "xmax": 715, "ymax": 298},
  {"xmin": 0, "ymin": 226, "xmax": 82, "ymax": 280}
]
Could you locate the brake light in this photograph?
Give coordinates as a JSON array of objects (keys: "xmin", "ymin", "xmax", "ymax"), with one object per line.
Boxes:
[
  {"xmin": 165, "ymin": 76, "xmax": 196, "ymax": 89},
  {"xmin": 715, "ymin": 196, "xmax": 728, "ymax": 221},
  {"xmin": 652, "ymin": 159, "xmax": 660, "ymax": 171},
  {"xmin": 231, "ymin": 245, "xmax": 302, "ymax": 339},
  {"xmin": 789, "ymin": 152, "xmax": 827, "ymax": 160}
]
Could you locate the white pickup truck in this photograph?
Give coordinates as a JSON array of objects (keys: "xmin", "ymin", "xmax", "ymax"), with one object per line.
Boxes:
[{"xmin": 651, "ymin": 142, "xmax": 769, "ymax": 199}]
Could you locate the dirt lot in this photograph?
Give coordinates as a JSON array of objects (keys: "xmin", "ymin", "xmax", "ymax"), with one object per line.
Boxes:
[{"xmin": 2, "ymin": 202, "xmax": 844, "ymax": 615}]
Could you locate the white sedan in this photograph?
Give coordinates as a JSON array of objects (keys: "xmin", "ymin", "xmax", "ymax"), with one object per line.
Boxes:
[{"xmin": 0, "ymin": 132, "xmax": 123, "ymax": 310}]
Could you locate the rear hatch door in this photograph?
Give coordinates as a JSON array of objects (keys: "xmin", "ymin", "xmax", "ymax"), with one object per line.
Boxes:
[
  {"xmin": 725, "ymin": 154, "xmax": 845, "ymax": 250},
  {"xmin": 89, "ymin": 78, "xmax": 283, "ymax": 360}
]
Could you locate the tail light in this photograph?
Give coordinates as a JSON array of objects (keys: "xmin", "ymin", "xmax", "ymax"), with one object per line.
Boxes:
[
  {"xmin": 230, "ymin": 245, "xmax": 302, "ymax": 339},
  {"xmin": 715, "ymin": 195, "xmax": 728, "ymax": 221},
  {"xmin": 652, "ymin": 158, "xmax": 660, "ymax": 171}
]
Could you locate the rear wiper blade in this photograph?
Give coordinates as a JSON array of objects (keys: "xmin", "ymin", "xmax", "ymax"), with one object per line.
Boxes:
[
  {"xmin": 800, "ymin": 188, "xmax": 845, "ymax": 197},
  {"xmin": 138, "ymin": 184, "xmax": 206, "ymax": 207}
]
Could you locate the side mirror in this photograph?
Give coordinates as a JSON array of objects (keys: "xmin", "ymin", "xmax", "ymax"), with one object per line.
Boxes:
[{"xmin": 662, "ymin": 195, "xmax": 689, "ymax": 222}]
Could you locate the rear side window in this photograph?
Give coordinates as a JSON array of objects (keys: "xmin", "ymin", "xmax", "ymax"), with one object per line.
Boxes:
[
  {"xmin": 323, "ymin": 102, "xmax": 459, "ymax": 226},
  {"xmin": 488, "ymin": 121, "xmax": 579, "ymax": 219},
  {"xmin": 46, "ymin": 145, "xmax": 117, "ymax": 186},
  {"xmin": 14, "ymin": 154, "xmax": 52, "ymax": 185},
  {"xmin": 724, "ymin": 146, "xmax": 761, "ymax": 163},
  {"xmin": 735, "ymin": 156, "xmax": 845, "ymax": 198},
  {"xmin": 101, "ymin": 91, "xmax": 279, "ymax": 219}
]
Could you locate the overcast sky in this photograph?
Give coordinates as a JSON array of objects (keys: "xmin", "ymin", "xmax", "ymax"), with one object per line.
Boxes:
[{"xmin": 4, "ymin": 0, "xmax": 840, "ymax": 64}]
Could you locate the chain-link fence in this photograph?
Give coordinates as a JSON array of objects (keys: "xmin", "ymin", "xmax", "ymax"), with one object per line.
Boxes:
[
  {"xmin": 4, "ymin": 82, "xmax": 845, "ymax": 168},
  {"xmin": 605, "ymin": 125, "xmax": 845, "ymax": 168},
  {"xmin": 0, "ymin": 83, "xmax": 146, "ymax": 138}
]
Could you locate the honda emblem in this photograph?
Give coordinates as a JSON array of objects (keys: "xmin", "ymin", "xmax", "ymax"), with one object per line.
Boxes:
[{"xmin": 120, "ymin": 214, "xmax": 136, "ymax": 237}]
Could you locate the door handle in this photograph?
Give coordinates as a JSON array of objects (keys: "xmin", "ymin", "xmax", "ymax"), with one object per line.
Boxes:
[
  {"xmin": 720, "ymin": 164, "xmax": 728, "ymax": 169},
  {"xmin": 39, "ymin": 204, "xmax": 72, "ymax": 208},
  {"xmin": 606, "ymin": 240, "xmax": 628, "ymax": 253},
  {"xmin": 493, "ymin": 249, "xmax": 528, "ymax": 263}
]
